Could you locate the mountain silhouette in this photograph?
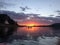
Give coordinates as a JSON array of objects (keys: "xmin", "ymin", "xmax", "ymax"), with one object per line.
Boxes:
[
  {"xmin": 50, "ymin": 23, "xmax": 60, "ymax": 29},
  {"xmin": 0, "ymin": 14, "xmax": 18, "ymax": 26}
]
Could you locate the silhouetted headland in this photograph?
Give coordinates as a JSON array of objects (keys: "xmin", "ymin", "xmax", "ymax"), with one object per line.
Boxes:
[
  {"xmin": 49, "ymin": 23, "xmax": 60, "ymax": 29},
  {"xmin": 0, "ymin": 14, "xmax": 18, "ymax": 27}
]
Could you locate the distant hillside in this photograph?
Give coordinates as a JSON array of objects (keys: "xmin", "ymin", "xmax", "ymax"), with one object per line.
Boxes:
[
  {"xmin": 49, "ymin": 23, "xmax": 60, "ymax": 29},
  {"xmin": 50, "ymin": 23, "xmax": 60, "ymax": 27}
]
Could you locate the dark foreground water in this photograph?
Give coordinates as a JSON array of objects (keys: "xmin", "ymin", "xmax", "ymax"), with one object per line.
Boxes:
[{"xmin": 0, "ymin": 27, "xmax": 60, "ymax": 45}]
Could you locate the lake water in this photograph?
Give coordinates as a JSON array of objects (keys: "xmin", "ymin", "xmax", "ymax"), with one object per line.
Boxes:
[
  {"xmin": 16, "ymin": 27, "xmax": 60, "ymax": 38},
  {"xmin": 0, "ymin": 27, "xmax": 60, "ymax": 45}
]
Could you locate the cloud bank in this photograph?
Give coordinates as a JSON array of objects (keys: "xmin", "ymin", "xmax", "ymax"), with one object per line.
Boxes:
[{"xmin": 0, "ymin": 10, "xmax": 60, "ymax": 25}]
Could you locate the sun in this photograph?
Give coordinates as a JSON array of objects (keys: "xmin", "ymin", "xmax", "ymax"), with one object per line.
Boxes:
[
  {"xmin": 18, "ymin": 20, "xmax": 40, "ymax": 27},
  {"xmin": 27, "ymin": 24, "xmax": 35, "ymax": 27}
]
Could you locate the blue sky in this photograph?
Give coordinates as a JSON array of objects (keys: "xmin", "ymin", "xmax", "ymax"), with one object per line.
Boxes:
[{"xmin": 0, "ymin": 0, "xmax": 60, "ymax": 16}]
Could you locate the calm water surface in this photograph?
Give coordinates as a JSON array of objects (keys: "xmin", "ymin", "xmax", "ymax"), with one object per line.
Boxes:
[
  {"xmin": 0, "ymin": 27, "xmax": 60, "ymax": 45},
  {"xmin": 16, "ymin": 27, "xmax": 60, "ymax": 37}
]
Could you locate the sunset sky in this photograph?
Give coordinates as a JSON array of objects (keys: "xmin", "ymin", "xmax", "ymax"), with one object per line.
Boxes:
[
  {"xmin": 0, "ymin": 0, "xmax": 60, "ymax": 17},
  {"xmin": 0, "ymin": 0, "xmax": 60, "ymax": 25}
]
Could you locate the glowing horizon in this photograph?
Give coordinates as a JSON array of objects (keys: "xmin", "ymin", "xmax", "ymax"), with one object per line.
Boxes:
[{"xmin": 18, "ymin": 20, "xmax": 50, "ymax": 26}]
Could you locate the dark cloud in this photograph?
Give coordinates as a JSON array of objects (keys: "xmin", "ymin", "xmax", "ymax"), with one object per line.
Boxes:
[
  {"xmin": 56, "ymin": 16, "xmax": 60, "ymax": 18},
  {"xmin": 56, "ymin": 10, "xmax": 60, "ymax": 15},
  {"xmin": 56, "ymin": 10, "xmax": 60, "ymax": 12},
  {"xmin": 49, "ymin": 15, "xmax": 54, "ymax": 17},
  {"xmin": 20, "ymin": 6, "xmax": 31, "ymax": 11}
]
